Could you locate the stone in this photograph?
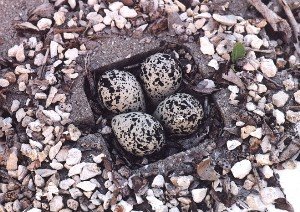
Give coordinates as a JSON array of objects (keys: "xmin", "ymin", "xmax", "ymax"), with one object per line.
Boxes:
[
  {"xmin": 66, "ymin": 148, "xmax": 82, "ymax": 165},
  {"xmin": 256, "ymin": 154, "xmax": 273, "ymax": 166},
  {"xmin": 250, "ymin": 128, "xmax": 262, "ymax": 139},
  {"xmin": 34, "ymin": 53, "xmax": 44, "ymax": 66},
  {"xmin": 260, "ymin": 187, "xmax": 284, "ymax": 205},
  {"xmin": 67, "ymin": 199, "xmax": 79, "ymax": 210},
  {"xmin": 186, "ymin": 23, "xmax": 197, "ymax": 35},
  {"xmin": 11, "ymin": 100, "xmax": 20, "ymax": 112},
  {"xmin": 76, "ymin": 181, "xmax": 97, "ymax": 191},
  {"xmin": 8, "ymin": 45, "xmax": 19, "ymax": 57},
  {"xmin": 171, "ymin": 175, "xmax": 193, "ymax": 190},
  {"xmin": 286, "ymin": 110, "xmax": 300, "ymax": 123},
  {"xmin": 92, "ymin": 153, "xmax": 105, "ymax": 163},
  {"xmin": 272, "ymin": 109, "xmax": 285, "ymax": 125},
  {"xmin": 246, "ymin": 102, "xmax": 256, "ymax": 111},
  {"xmin": 86, "ymin": 0, "xmax": 97, "ymax": 5},
  {"xmin": 241, "ymin": 125, "xmax": 256, "ymax": 139},
  {"xmin": 114, "ymin": 15, "xmax": 127, "ymax": 29},
  {"xmin": 64, "ymin": 48, "xmax": 79, "ymax": 61},
  {"xmin": 86, "ymin": 12, "xmax": 103, "ymax": 25},
  {"xmin": 59, "ymin": 178, "xmax": 75, "ymax": 190},
  {"xmin": 212, "ymin": 14, "xmax": 238, "ymax": 26},
  {"xmin": 80, "ymin": 163, "xmax": 101, "ymax": 180},
  {"xmin": 191, "ymin": 188, "xmax": 207, "ymax": 203},
  {"xmin": 67, "ymin": 124, "xmax": 81, "ymax": 141},
  {"xmin": 68, "ymin": 0, "xmax": 76, "ymax": 9},
  {"xmin": 245, "ymin": 23, "xmax": 260, "ymax": 34},
  {"xmin": 49, "ymin": 196, "xmax": 64, "ymax": 212},
  {"xmin": 6, "ymin": 147, "xmax": 18, "ymax": 171},
  {"xmin": 15, "ymin": 44, "xmax": 25, "ymax": 62},
  {"xmin": 0, "ymin": 78, "xmax": 10, "ymax": 87},
  {"xmin": 93, "ymin": 23, "xmax": 106, "ymax": 32},
  {"xmin": 231, "ymin": 159, "xmax": 252, "ymax": 179},
  {"xmin": 28, "ymin": 37, "xmax": 38, "ymax": 49},
  {"xmin": 49, "ymin": 141, "xmax": 62, "ymax": 160},
  {"xmin": 227, "ymin": 140, "xmax": 241, "ymax": 150},
  {"xmin": 294, "ymin": 90, "xmax": 300, "ymax": 104},
  {"xmin": 16, "ymin": 108, "xmax": 26, "ymax": 122},
  {"xmin": 34, "ymin": 92, "xmax": 47, "ymax": 99},
  {"xmin": 146, "ymin": 195, "xmax": 164, "ymax": 211},
  {"xmin": 257, "ymin": 84, "xmax": 267, "ymax": 93},
  {"xmin": 46, "ymin": 86, "xmax": 58, "ymax": 108},
  {"xmin": 246, "ymin": 194, "xmax": 266, "ymax": 211},
  {"xmin": 261, "ymin": 165, "xmax": 273, "ymax": 179},
  {"xmin": 200, "ymin": 37, "xmax": 214, "ymax": 55},
  {"xmin": 194, "ymin": 18, "xmax": 206, "ymax": 29},
  {"xmin": 68, "ymin": 162, "xmax": 86, "ymax": 176},
  {"xmin": 15, "ymin": 65, "xmax": 33, "ymax": 74},
  {"xmin": 34, "ymin": 174, "xmax": 45, "ymax": 187},
  {"xmin": 119, "ymin": 6, "xmax": 137, "ymax": 18},
  {"xmin": 35, "ymin": 169, "xmax": 57, "ymax": 177},
  {"xmin": 288, "ymin": 55, "xmax": 297, "ymax": 67},
  {"xmin": 42, "ymin": 110, "xmax": 61, "ymax": 122},
  {"xmin": 37, "ymin": 18, "xmax": 52, "ymax": 30},
  {"xmin": 208, "ymin": 59, "xmax": 219, "ymax": 70},
  {"xmin": 112, "ymin": 200, "xmax": 133, "ymax": 212},
  {"xmin": 50, "ymin": 41, "xmax": 59, "ymax": 58},
  {"xmin": 69, "ymin": 188, "xmax": 83, "ymax": 199},
  {"xmin": 244, "ymin": 34, "xmax": 263, "ymax": 49},
  {"xmin": 152, "ymin": 175, "xmax": 165, "ymax": 188},
  {"xmin": 272, "ymin": 91, "xmax": 289, "ymax": 107},
  {"xmin": 109, "ymin": 1, "xmax": 124, "ymax": 11},
  {"xmin": 53, "ymin": 11, "xmax": 65, "ymax": 26},
  {"xmin": 63, "ymin": 33, "xmax": 75, "ymax": 40},
  {"xmin": 50, "ymin": 161, "xmax": 64, "ymax": 170},
  {"xmin": 260, "ymin": 58, "xmax": 277, "ymax": 78},
  {"xmin": 4, "ymin": 72, "xmax": 16, "ymax": 83}
]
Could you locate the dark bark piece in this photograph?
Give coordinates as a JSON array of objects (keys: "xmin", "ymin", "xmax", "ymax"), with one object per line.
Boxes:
[
  {"xmin": 75, "ymin": 133, "xmax": 111, "ymax": 160},
  {"xmin": 133, "ymin": 145, "xmax": 209, "ymax": 177},
  {"xmin": 222, "ymin": 69, "xmax": 246, "ymax": 90},
  {"xmin": 69, "ymin": 74, "xmax": 95, "ymax": 128},
  {"xmin": 278, "ymin": 139, "xmax": 300, "ymax": 162}
]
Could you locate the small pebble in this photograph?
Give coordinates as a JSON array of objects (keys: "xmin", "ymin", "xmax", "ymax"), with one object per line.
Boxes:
[
  {"xmin": 76, "ymin": 181, "xmax": 97, "ymax": 191},
  {"xmin": 200, "ymin": 37, "xmax": 215, "ymax": 55},
  {"xmin": 191, "ymin": 188, "xmax": 207, "ymax": 203},
  {"xmin": 119, "ymin": 6, "xmax": 137, "ymax": 18},
  {"xmin": 212, "ymin": 14, "xmax": 237, "ymax": 26},
  {"xmin": 260, "ymin": 58, "xmax": 277, "ymax": 78},
  {"xmin": 227, "ymin": 140, "xmax": 241, "ymax": 150},
  {"xmin": 273, "ymin": 109, "xmax": 285, "ymax": 125},
  {"xmin": 231, "ymin": 159, "xmax": 252, "ymax": 179},
  {"xmin": 0, "ymin": 78, "xmax": 10, "ymax": 87},
  {"xmin": 37, "ymin": 18, "xmax": 52, "ymax": 30},
  {"xmin": 66, "ymin": 148, "xmax": 82, "ymax": 165},
  {"xmin": 152, "ymin": 175, "xmax": 165, "ymax": 188},
  {"xmin": 272, "ymin": 91, "xmax": 289, "ymax": 107}
]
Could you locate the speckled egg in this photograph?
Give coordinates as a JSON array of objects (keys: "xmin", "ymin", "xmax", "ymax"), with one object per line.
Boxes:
[
  {"xmin": 111, "ymin": 112, "xmax": 165, "ymax": 156},
  {"xmin": 140, "ymin": 53, "xmax": 182, "ymax": 105},
  {"xmin": 153, "ymin": 93, "xmax": 203, "ymax": 135},
  {"xmin": 98, "ymin": 70, "xmax": 146, "ymax": 113}
]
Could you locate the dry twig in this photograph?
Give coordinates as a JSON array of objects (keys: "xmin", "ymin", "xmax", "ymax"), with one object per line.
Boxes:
[
  {"xmin": 278, "ymin": 0, "xmax": 299, "ymax": 42},
  {"xmin": 247, "ymin": 0, "xmax": 292, "ymax": 42},
  {"xmin": 53, "ymin": 27, "xmax": 86, "ymax": 34}
]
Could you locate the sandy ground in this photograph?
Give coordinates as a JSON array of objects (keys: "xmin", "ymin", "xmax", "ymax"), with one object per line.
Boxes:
[{"xmin": 0, "ymin": 0, "xmax": 43, "ymax": 56}]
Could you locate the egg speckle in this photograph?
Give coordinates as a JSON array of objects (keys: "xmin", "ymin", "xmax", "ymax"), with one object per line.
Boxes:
[
  {"xmin": 112, "ymin": 112, "xmax": 165, "ymax": 156},
  {"xmin": 140, "ymin": 53, "xmax": 182, "ymax": 105},
  {"xmin": 98, "ymin": 70, "xmax": 146, "ymax": 113},
  {"xmin": 153, "ymin": 93, "xmax": 203, "ymax": 135}
]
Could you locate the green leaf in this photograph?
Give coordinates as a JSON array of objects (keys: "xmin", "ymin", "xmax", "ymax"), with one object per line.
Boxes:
[{"xmin": 231, "ymin": 42, "xmax": 246, "ymax": 63}]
